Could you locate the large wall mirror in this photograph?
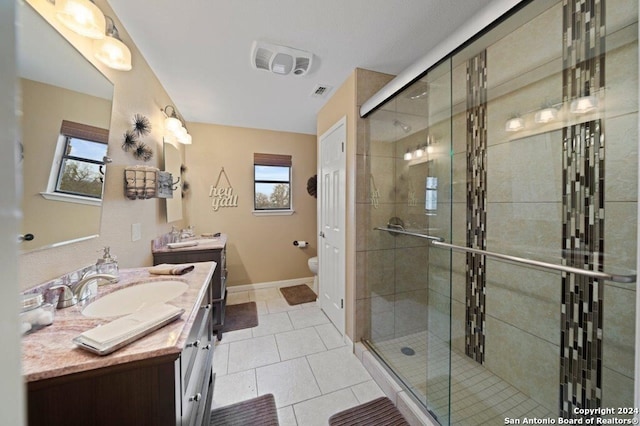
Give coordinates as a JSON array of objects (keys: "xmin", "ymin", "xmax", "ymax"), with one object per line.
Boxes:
[{"xmin": 18, "ymin": 3, "xmax": 114, "ymax": 252}]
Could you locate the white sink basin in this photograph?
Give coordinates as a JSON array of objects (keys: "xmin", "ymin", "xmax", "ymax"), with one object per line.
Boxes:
[{"xmin": 82, "ymin": 280, "xmax": 189, "ymax": 318}]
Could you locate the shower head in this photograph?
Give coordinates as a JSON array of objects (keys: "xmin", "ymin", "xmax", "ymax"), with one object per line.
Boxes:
[{"xmin": 393, "ymin": 119, "xmax": 412, "ymax": 133}]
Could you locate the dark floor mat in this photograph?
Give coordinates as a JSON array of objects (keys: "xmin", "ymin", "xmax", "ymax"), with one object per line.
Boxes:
[
  {"xmin": 279, "ymin": 284, "xmax": 317, "ymax": 305},
  {"xmin": 222, "ymin": 302, "xmax": 258, "ymax": 333},
  {"xmin": 329, "ymin": 397, "xmax": 409, "ymax": 426},
  {"xmin": 210, "ymin": 393, "xmax": 278, "ymax": 426}
]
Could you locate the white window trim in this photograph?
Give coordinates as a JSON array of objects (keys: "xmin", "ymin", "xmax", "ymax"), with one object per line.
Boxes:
[
  {"xmin": 42, "ymin": 134, "xmax": 103, "ymax": 207},
  {"xmin": 251, "ymin": 209, "xmax": 295, "ymax": 216}
]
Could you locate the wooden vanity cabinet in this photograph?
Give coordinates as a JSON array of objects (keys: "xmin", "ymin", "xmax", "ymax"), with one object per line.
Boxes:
[
  {"xmin": 153, "ymin": 242, "xmax": 227, "ymax": 340},
  {"xmin": 27, "ymin": 284, "xmax": 215, "ymax": 426}
]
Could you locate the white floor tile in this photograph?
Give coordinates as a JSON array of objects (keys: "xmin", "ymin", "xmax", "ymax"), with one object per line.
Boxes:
[
  {"xmin": 256, "ymin": 357, "xmax": 321, "ymax": 408},
  {"xmin": 211, "ymin": 369, "xmax": 257, "ymax": 408},
  {"xmin": 219, "ymin": 327, "xmax": 253, "ymax": 343},
  {"xmin": 255, "ymin": 300, "xmax": 269, "ymax": 315},
  {"xmin": 292, "ymin": 388, "xmax": 359, "ymax": 426},
  {"xmin": 212, "ymin": 343, "xmax": 229, "ymax": 376},
  {"xmin": 250, "ymin": 287, "xmax": 282, "ymax": 301},
  {"xmin": 288, "ymin": 307, "xmax": 330, "ymax": 329},
  {"xmin": 275, "ymin": 328, "xmax": 327, "ymax": 360},
  {"xmin": 227, "ymin": 291, "xmax": 250, "ymax": 305},
  {"xmin": 307, "ymin": 346, "xmax": 372, "ymax": 394},
  {"xmin": 252, "ymin": 312, "xmax": 294, "ymax": 337},
  {"xmin": 277, "ymin": 405, "xmax": 298, "ymax": 426},
  {"xmin": 267, "ymin": 298, "xmax": 302, "ymax": 314},
  {"xmin": 314, "ymin": 323, "xmax": 346, "ymax": 350},
  {"xmin": 227, "ymin": 335, "xmax": 281, "ymax": 373},
  {"xmin": 351, "ymin": 380, "xmax": 386, "ymax": 403}
]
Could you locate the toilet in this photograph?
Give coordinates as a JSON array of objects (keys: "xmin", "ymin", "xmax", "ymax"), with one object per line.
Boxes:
[{"xmin": 308, "ymin": 256, "xmax": 318, "ymax": 291}]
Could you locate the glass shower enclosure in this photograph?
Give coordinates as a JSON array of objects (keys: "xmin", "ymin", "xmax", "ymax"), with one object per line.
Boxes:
[{"xmin": 360, "ymin": 0, "xmax": 638, "ymax": 424}]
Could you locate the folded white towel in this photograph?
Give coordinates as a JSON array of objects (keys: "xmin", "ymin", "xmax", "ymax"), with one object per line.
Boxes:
[
  {"xmin": 167, "ymin": 241, "xmax": 198, "ymax": 249},
  {"xmin": 148, "ymin": 263, "xmax": 195, "ymax": 275},
  {"xmin": 74, "ymin": 303, "xmax": 183, "ymax": 355}
]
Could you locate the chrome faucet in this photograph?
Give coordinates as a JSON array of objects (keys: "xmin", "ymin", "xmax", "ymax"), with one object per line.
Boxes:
[{"xmin": 49, "ymin": 274, "xmax": 118, "ymax": 309}]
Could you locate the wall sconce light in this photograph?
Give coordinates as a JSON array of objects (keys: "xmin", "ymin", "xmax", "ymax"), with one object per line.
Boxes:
[
  {"xmin": 570, "ymin": 95, "xmax": 598, "ymax": 114},
  {"xmin": 54, "ymin": 0, "xmax": 106, "ymax": 39},
  {"xmin": 93, "ymin": 17, "xmax": 132, "ymax": 71},
  {"xmin": 162, "ymin": 105, "xmax": 192, "ymax": 144},
  {"xmin": 534, "ymin": 106, "xmax": 558, "ymax": 123},
  {"xmin": 505, "ymin": 117, "xmax": 524, "ymax": 132},
  {"xmin": 403, "ymin": 150, "xmax": 413, "ymax": 161}
]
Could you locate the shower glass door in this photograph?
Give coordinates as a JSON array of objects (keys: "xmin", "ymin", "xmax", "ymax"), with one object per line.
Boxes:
[{"xmin": 362, "ymin": 0, "xmax": 638, "ymax": 424}]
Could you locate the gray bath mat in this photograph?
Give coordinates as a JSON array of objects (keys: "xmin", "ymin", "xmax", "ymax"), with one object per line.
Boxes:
[
  {"xmin": 279, "ymin": 284, "xmax": 317, "ymax": 305},
  {"xmin": 329, "ymin": 397, "xmax": 409, "ymax": 426},
  {"xmin": 210, "ymin": 394, "xmax": 278, "ymax": 426}
]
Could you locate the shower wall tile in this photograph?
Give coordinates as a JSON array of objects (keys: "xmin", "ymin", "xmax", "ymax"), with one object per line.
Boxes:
[
  {"xmin": 451, "ymin": 299, "xmax": 467, "ymax": 354},
  {"xmin": 486, "ymin": 260, "xmax": 561, "ymax": 344},
  {"xmin": 486, "ymin": 2, "xmax": 561, "ymax": 89},
  {"xmin": 370, "ymin": 156, "xmax": 397, "ymax": 204},
  {"xmin": 602, "ymin": 284, "xmax": 636, "ymax": 379},
  {"xmin": 370, "ymin": 295, "xmax": 395, "ymax": 341},
  {"xmin": 452, "ymin": 63, "xmax": 467, "ymax": 109},
  {"xmin": 356, "ymin": 202, "xmax": 396, "ymax": 251},
  {"xmin": 452, "ymin": 111, "xmax": 466, "ymax": 155},
  {"xmin": 394, "ymin": 290, "xmax": 428, "ymax": 337},
  {"xmin": 487, "ymin": 130, "xmax": 563, "ymax": 203},
  {"xmin": 355, "ymin": 298, "xmax": 371, "ymax": 342},
  {"xmin": 602, "ymin": 367, "xmax": 634, "ymax": 409},
  {"xmin": 427, "ymin": 247, "xmax": 453, "ymax": 297},
  {"xmin": 484, "ymin": 317, "xmax": 559, "ymax": 412},
  {"xmin": 355, "ymin": 68, "xmax": 394, "ymax": 107},
  {"xmin": 605, "ymin": 113, "xmax": 638, "ymax": 202},
  {"xmin": 452, "ymin": 153, "xmax": 467, "ymax": 203},
  {"xmin": 356, "ymin": 251, "xmax": 366, "ymax": 299},
  {"xmin": 362, "ymin": 249, "xmax": 396, "ymax": 299},
  {"xmin": 427, "ymin": 289, "xmax": 452, "ymax": 342},
  {"xmin": 609, "ymin": 0, "xmax": 639, "ymax": 31},
  {"xmin": 356, "ymin": 154, "xmax": 369, "ymax": 204},
  {"xmin": 486, "ymin": 202, "xmax": 562, "ymax": 260},
  {"xmin": 604, "ymin": 40, "xmax": 639, "ymax": 120},
  {"xmin": 604, "ymin": 202, "xmax": 638, "ymax": 276},
  {"xmin": 395, "ymin": 247, "xmax": 429, "ymax": 293},
  {"xmin": 451, "ymin": 251, "xmax": 467, "ymax": 304}
]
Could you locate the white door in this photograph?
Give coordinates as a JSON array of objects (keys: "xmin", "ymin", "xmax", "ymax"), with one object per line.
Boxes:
[{"xmin": 318, "ymin": 117, "xmax": 346, "ymax": 334}]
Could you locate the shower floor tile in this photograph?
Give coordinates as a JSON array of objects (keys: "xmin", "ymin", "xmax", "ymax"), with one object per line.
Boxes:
[{"xmin": 371, "ymin": 331, "xmax": 555, "ymax": 425}]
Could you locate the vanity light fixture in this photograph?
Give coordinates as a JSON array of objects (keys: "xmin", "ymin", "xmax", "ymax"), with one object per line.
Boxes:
[
  {"xmin": 534, "ymin": 106, "xmax": 558, "ymax": 123},
  {"xmin": 93, "ymin": 17, "xmax": 132, "ymax": 71},
  {"xmin": 505, "ymin": 117, "xmax": 524, "ymax": 132},
  {"xmin": 570, "ymin": 95, "xmax": 598, "ymax": 114},
  {"xmin": 54, "ymin": 0, "xmax": 106, "ymax": 39},
  {"xmin": 161, "ymin": 105, "xmax": 192, "ymax": 144}
]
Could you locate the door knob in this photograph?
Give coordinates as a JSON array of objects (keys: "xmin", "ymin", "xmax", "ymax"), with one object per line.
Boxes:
[{"xmin": 319, "ymin": 232, "xmax": 325, "ymax": 238}]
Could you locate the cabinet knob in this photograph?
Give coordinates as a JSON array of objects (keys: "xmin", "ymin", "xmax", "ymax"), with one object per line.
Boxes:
[
  {"xmin": 188, "ymin": 339, "xmax": 200, "ymax": 348},
  {"xmin": 202, "ymin": 304, "xmax": 211, "ymax": 310},
  {"xmin": 202, "ymin": 344, "xmax": 212, "ymax": 350},
  {"xmin": 189, "ymin": 393, "xmax": 202, "ymax": 402}
]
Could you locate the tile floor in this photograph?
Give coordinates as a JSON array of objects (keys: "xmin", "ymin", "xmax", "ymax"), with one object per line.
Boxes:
[
  {"xmin": 211, "ymin": 286, "xmax": 387, "ymax": 426},
  {"xmin": 371, "ymin": 331, "xmax": 555, "ymax": 425}
]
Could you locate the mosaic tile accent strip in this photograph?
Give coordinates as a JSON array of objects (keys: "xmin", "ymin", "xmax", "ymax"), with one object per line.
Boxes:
[
  {"xmin": 560, "ymin": 0, "xmax": 606, "ymax": 417},
  {"xmin": 465, "ymin": 50, "xmax": 488, "ymax": 364}
]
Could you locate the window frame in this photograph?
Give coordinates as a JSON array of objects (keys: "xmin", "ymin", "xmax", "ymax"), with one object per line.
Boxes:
[
  {"xmin": 252, "ymin": 153, "xmax": 294, "ymax": 215},
  {"xmin": 42, "ymin": 120, "xmax": 109, "ymax": 206}
]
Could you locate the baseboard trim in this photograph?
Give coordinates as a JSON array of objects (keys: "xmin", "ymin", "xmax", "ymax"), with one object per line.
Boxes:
[{"xmin": 227, "ymin": 277, "xmax": 314, "ymax": 293}]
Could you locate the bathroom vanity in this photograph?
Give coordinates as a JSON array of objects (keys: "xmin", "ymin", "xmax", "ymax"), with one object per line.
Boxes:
[
  {"xmin": 23, "ymin": 262, "xmax": 216, "ymax": 426},
  {"xmin": 152, "ymin": 234, "xmax": 227, "ymax": 340}
]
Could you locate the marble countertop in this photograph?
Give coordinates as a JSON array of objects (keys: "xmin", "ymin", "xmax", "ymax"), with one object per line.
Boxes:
[
  {"xmin": 152, "ymin": 234, "xmax": 227, "ymax": 254},
  {"xmin": 22, "ymin": 261, "xmax": 216, "ymax": 383}
]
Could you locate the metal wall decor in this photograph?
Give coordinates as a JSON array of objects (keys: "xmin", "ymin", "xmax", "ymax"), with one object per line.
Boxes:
[
  {"xmin": 121, "ymin": 114, "xmax": 153, "ymax": 162},
  {"xmin": 209, "ymin": 167, "xmax": 238, "ymax": 211}
]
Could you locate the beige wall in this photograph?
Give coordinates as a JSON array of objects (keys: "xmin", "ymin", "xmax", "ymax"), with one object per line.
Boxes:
[
  {"xmin": 317, "ymin": 68, "xmax": 393, "ymax": 340},
  {"xmin": 184, "ymin": 122, "xmax": 317, "ymax": 286},
  {"xmin": 21, "ymin": 79, "xmax": 110, "ymax": 251},
  {"xmin": 19, "ymin": 0, "xmax": 186, "ymax": 290}
]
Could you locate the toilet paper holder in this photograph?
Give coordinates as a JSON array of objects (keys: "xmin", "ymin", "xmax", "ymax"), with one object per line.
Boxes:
[{"xmin": 293, "ymin": 240, "xmax": 308, "ymax": 248}]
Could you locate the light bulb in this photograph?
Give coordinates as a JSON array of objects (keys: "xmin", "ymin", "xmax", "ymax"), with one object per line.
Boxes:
[
  {"xmin": 403, "ymin": 151, "xmax": 412, "ymax": 161},
  {"xmin": 505, "ymin": 117, "xmax": 524, "ymax": 132},
  {"xmin": 55, "ymin": 0, "xmax": 106, "ymax": 39},
  {"xmin": 534, "ymin": 107, "xmax": 558, "ymax": 123},
  {"xmin": 164, "ymin": 116, "xmax": 182, "ymax": 133},
  {"xmin": 175, "ymin": 126, "xmax": 188, "ymax": 139},
  {"xmin": 414, "ymin": 147, "xmax": 424, "ymax": 158},
  {"xmin": 177, "ymin": 133, "xmax": 192, "ymax": 145},
  {"xmin": 93, "ymin": 36, "xmax": 132, "ymax": 71}
]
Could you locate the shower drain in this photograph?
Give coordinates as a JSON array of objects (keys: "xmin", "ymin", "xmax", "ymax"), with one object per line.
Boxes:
[{"xmin": 400, "ymin": 346, "xmax": 415, "ymax": 356}]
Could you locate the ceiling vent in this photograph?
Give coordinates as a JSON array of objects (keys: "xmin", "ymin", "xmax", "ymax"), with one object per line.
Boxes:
[
  {"xmin": 310, "ymin": 84, "xmax": 333, "ymax": 98},
  {"xmin": 251, "ymin": 40, "xmax": 313, "ymax": 77}
]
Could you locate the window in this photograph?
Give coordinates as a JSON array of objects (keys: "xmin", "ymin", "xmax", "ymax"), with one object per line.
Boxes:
[
  {"xmin": 254, "ymin": 153, "xmax": 292, "ymax": 212},
  {"xmin": 44, "ymin": 120, "xmax": 109, "ymax": 204}
]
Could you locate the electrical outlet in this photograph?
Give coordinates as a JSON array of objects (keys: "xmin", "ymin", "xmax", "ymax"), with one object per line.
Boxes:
[{"xmin": 131, "ymin": 223, "xmax": 141, "ymax": 241}]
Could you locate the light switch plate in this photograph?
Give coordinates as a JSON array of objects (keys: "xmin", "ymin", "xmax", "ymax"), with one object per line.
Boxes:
[{"xmin": 131, "ymin": 223, "xmax": 141, "ymax": 241}]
